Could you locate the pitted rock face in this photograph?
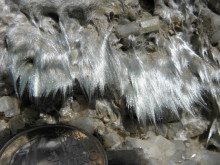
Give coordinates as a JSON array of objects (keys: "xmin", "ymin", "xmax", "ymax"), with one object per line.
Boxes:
[{"xmin": 1, "ymin": 0, "xmax": 220, "ymax": 124}]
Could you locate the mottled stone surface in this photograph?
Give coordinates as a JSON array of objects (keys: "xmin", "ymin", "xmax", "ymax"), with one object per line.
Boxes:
[
  {"xmin": 0, "ymin": 120, "xmax": 8, "ymax": 132},
  {"xmin": 0, "ymin": 96, "xmax": 20, "ymax": 117},
  {"xmin": 140, "ymin": 16, "xmax": 160, "ymax": 33},
  {"xmin": 8, "ymin": 115, "xmax": 25, "ymax": 134},
  {"xmin": 0, "ymin": 95, "xmax": 219, "ymax": 165},
  {"xmin": 116, "ymin": 22, "xmax": 140, "ymax": 37}
]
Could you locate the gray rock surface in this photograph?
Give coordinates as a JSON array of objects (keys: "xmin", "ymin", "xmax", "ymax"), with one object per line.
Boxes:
[
  {"xmin": 103, "ymin": 130, "xmax": 122, "ymax": 149},
  {"xmin": 140, "ymin": 16, "xmax": 160, "ymax": 33},
  {"xmin": 116, "ymin": 22, "xmax": 140, "ymax": 38},
  {"xmin": 69, "ymin": 117, "xmax": 105, "ymax": 134},
  {"xmin": 0, "ymin": 120, "xmax": 8, "ymax": 132},
  {"xmin": 0, "ymin": 0, "xmax": 220, "ymax": 165},
  {"xmin": 8, "ymin": 115, "xmax": 25, "ymax": 134},
  {"xmin": 0, "ymin": 96, "xmax": 20, "ymax": 117},
  {"xmin": 195, "ymin": 150, "xmax": 220, "ymax": 165},
  {"xmin": 123, "ymin": 135, "xmax": 176, "ymax": 162}
]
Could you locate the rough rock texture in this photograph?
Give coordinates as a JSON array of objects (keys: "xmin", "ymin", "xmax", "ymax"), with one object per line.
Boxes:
[
  {"xmin": 0, "ymin": 0, "xmax": 220, "ymax": 164},
  {"xmin": 0, "ymin": 95, "xmax": 219, "ymax": 164},
  {"xmin": 0, "ymin": 0, "xmax": 220, "ymax": 124}
]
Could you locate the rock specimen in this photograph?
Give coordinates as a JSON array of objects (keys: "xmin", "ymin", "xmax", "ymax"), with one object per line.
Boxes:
[
  {"xmin": 0, "ymin": 96, "xmax": 20, "ymax": 117},
  {"xmin": 116, "ymin": 22, "xmax": 140, "ymax": 37},
  {"xmin": 140, "ymin": 16, "xmax": 160, "ymax": 33},
  {"xmin": 0, "ymin": 0, "xmax": 220, "ymax": 164},
  {"xmin": 0, "ymin": 0, "xmax": 220, "ymax": 127}
]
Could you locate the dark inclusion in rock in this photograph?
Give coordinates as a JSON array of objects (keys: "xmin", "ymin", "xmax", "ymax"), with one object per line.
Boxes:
[{"xmin": 0, "ymin": 125, "xmax": 107, "ymax": 165}]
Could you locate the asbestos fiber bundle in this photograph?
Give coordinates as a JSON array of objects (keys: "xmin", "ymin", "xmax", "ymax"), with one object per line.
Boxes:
[{"xmin": 0, "ymin": 0, "xmax": 220, "ymax": 125}]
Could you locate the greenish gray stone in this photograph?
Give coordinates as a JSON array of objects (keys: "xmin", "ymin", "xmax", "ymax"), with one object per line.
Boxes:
[
  {"xmin": 116, "ymin": 22, "xmax": 140, "ymax": 37},
  {"xmin": 196, "ymin": 151, "xmax": 220, "ymax": 165},
  {"xmin": 171, "ymin": 140, "xmax": 186, "ymax": 151},
  {"xmin": 69, "ymin": 117, "xmax": 105, "ymax": 134},
  {"xmin": 0, "ymin": 96, "xmax": 20, "ymax": 117},
  {"xmin": 183, "ymin": 160, "xmax": 197, "ymax": 165},
  {"xmin": 103, "ymin": 131, "xmax": 122, "ymax": 149},
  {"xmin": 140, "ymin": 16, "xmax": 160, "ymax": 33}
]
